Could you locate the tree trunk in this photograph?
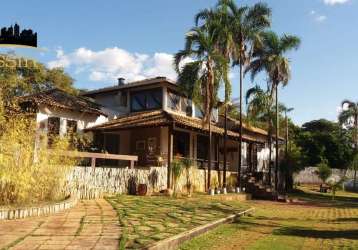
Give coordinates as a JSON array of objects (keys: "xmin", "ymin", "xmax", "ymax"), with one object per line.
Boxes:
[
  {"xmin": 268, "ymin": 132, "xmax": 272, "ymax": 186},
  {"xmin": 354, "ymin": 170, "xmax": 357, "ymax": 191},
  {"xmin": 238, "ymin": 62, "xmax": 243, "ymax": 189},
  {"xmin": 275, "ymin": 84, "xmax": 279, "ymax": 193},
  {"xmin": 208, "ymin": 121, "xmax": 212, "ymax": 191},
  {"xmin": 285, "ymin": 112, "xmax": 289, "ymax": 192},
  {"xmin": 223, "ymin": 105, "xmax": 227, "ymax": 188}
]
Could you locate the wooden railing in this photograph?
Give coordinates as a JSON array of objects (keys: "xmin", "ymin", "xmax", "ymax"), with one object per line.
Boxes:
[
  {"xmin": 48, "ymin": 150, "xmax": 138, "ymax": 169},
  {"xmin": 175, "ymin": 156, "xmax": 230, "ymax": 170}
]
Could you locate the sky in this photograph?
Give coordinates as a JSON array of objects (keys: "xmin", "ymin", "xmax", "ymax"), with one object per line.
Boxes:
[{"xmin": 0, "ymin": 0, "xmax": 357, "ymax": 125}]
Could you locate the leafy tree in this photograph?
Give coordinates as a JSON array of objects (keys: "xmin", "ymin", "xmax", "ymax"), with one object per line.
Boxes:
[
  {"xmin": 0, "ymin": 54, "xmax": 76, "ymax": 106},
  {"xmin": 339, "ymin": 100, "xmax": 358, "ymax": 148},
  {"xmin": 174, "ymin": 27, "xmax": 226, "ymax": 190},
  {"xmin": 0, "ymin": 54, "xmax": 77, "ymax": 129},
  {"xmin": 247, "ymin": 31, "xmax": 301, "ymax": 191},
  {"xmin": 316, "ymin": 159, "xmax": 332, "ymax": 184},
  {"xmin": 280, "ymin": 142, "xmax": 304, "ymax": 191},
  {"xmin": 296, "ymin": 119, "xmax": 353, "ymax": 169},
  {"xmin": 350, "ymin": 152, "xmax": 358, "ymax": 190}
]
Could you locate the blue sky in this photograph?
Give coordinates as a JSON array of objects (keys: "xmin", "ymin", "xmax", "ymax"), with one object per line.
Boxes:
[{"xmin": 0, "ymin": 0, "xmax": 357, "ymax": 125}]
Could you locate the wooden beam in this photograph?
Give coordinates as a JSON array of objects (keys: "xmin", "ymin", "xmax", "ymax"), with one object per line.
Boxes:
[
  {"xmin": 48, "ymin": 150, "xmax": 138, "ymax": 161},
  {"xmin": 167, "ymin": 124, "xmax": 173, "ymax": 189}
]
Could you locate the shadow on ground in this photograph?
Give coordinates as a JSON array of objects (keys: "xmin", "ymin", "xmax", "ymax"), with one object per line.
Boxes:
[{"xmin": 274, "ymin": 226, "xmax": 358, "ymax": 240}]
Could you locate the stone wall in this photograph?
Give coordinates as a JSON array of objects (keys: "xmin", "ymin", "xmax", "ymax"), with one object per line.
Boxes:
[
  {"xmin": 175, "ymin": 168, "xmax": 238, "ymax": 193},
  {"xmin": 294, "ymin": 167, "xmax": 355, "ymax": 184},
  {"xmin": 67, "ymin": 166, "xmax": 168, "ymax": 199},
  {"xmin": 67, "ymin": 166, "xmax": 238, "ymax": 198}
]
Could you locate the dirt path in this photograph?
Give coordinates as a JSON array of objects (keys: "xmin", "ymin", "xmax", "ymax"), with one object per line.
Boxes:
[{"xmin": 0, "ymin": 199, "xmax": 120, "ymax": 250}]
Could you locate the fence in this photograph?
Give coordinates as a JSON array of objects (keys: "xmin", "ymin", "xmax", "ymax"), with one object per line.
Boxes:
[{"xmin": 48, "ymin": 150, "xmax": 138, "ymax": 169}]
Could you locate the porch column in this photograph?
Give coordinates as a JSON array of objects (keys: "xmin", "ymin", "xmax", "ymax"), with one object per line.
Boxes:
[
  {"xmin": 167, "ymin": 124, "xmax": 173, "ymax": 189},
  {"xmin": 216, "ymin": 135, "xmax": 221, "ymax": 187}
]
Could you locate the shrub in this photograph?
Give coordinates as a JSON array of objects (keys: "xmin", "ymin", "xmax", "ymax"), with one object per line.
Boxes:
[
  {"xmin": 316, "ymin": 159, "xmax": 332, "ymax": 184},
  {"xmin": 172, "ymin": 158, "xmax": 184, "ymax": 195},
  {"xmin": 0, "ymin": 116, "xmax": 77, "ymax": 206}
]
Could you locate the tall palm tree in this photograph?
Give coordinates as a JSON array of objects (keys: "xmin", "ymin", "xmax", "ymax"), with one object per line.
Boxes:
[
  {"xmin": 246, "ymin": 31, "xmax": 300, "ymax": 192},
  {"xmin": 174, "ymin": 27, "xmax": 227, "ymax": 191},
  {"xmin": 215, "ymin": 0, "xmax": 271, "ymax": 189},
  {"xmin": 281, "ymin": 105, "xmax": 294, "ymax": 157},
  {"xmin": 195, "ymin": 3, "xmax": 233, "ymax": 189},
  {"xmin": 246, "ymin": 85, "xmax": 274, "ymax": 184},
  {"xmin": 339, "ymin": 100, "xmax": 358, "ymax": 190}
]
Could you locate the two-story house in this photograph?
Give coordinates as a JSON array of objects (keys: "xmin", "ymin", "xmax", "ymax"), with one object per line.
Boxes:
[
  {"xmin": 82, "ymin": 77, "xmax": 274, "ymax": 174},
  {"xmin": 20, "ymin": 76, "xmax": 278, "ymax": 189}
]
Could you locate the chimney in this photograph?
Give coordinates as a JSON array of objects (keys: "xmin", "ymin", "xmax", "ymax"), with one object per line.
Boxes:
[{"xmin": 118, "ymin": 77, "xmax": 125, "ymax": 85}]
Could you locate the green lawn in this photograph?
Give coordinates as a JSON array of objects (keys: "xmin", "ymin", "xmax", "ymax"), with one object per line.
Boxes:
[
  {"xmin": 106, "ymin": 195, "xmax": 247, "ymax": 249},
  {"xmin": 180, "ymin": 186, "xmax": 358, "ymax": 250}
]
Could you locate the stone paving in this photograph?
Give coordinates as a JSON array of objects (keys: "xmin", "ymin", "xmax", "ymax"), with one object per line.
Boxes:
[
  {"xmin": 0, "ymin": 199, "xmax": 120, "ymax": 250},
  {"xmin": 106, "ymin": 195, "xmax": 245, "ymax": 249}
]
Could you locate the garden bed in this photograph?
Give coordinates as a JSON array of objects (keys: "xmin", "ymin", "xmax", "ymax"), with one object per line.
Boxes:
[
  {"xmin": 0, "ymin": 196, "xmax": 77, "ymax": 220},
  {"xmin": 106, "ymin": 194, "xmax": 248, "ymax": 249}
]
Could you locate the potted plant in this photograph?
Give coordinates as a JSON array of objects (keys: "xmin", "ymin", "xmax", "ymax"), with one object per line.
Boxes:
[{"xmin": 209, "ymin": 176, "xmax": 219, "ymax": 195}]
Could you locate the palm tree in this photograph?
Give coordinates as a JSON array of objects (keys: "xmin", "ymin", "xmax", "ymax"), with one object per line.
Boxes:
[
  {"xmin": 215, "ymin": 0, "xmax": 271, "ymax": 189},
  {"xmin": 247, "ymin": 31, "xmax": 300, "ymax": 192},
  {"xmin": 174, "ymin": 27, "xmax": 227, "ymax": 191},
  {"xmin": 195, "ymin": 3, "xmax": 233, "ymax": 189},
  {"xmin": 339, "ymin": 100, "xmax": 358, "ymax": 190},
  {"xmin": 246, "ymin": 85, "xmax": 274, "ymax": 184},
  {"xmin": 279, "ymin": 104, "xmax": 294, "ymax": 191}
]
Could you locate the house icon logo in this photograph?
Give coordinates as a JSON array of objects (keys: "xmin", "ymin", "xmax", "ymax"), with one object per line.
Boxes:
[{"xmin": 0, "ymin": 23, "xmax": 37, "ymax": 47}]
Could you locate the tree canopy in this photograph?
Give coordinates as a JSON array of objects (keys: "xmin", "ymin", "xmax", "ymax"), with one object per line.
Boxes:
[
  {"xmin": 0, "ymin": 54, "xmax": 77, "ymax": 107},
  {"xmin": 295, "ymin": 119, "xmax": 353, "ymax": 169}
]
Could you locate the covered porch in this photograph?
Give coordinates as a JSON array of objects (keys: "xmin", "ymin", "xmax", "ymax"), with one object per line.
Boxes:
[{"xmin": 87, "ymin": 110, "xmax": 269, "ymax": 189}]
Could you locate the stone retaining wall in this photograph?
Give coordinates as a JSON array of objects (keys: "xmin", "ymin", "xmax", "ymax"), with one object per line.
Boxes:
[
  {"xmin": 67, "ymin": 166, "xmax": 238, "ymax": 199},
  {"xmin": 294, "ymin": 167, "xmax": 355, "ymax": 184},
  {"xmin": 0, "ymin": 197, "xmax": 77, "ymax": 220},
  {"xmin": 67, "ymin": 166, "xmax": 168, "ymax": 199}
]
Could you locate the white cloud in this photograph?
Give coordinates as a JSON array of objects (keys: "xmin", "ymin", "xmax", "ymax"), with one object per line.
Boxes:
[
  {"xmin": 309, "ymin": 10, "xmax": 327, "ymax": 23},
  {"xmin": 316, "ymin": 15, "xmax": 327, "ymax": 22},
  {"xmin": 323, "ymin": 0, "xmax": 350, "ymax": 5},
  {"xmin": 47, "ymin": 47, "xmax": 178, "ymax": 83}
]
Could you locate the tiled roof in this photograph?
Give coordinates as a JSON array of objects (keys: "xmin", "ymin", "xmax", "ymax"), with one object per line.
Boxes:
[
  {"xmin": 88, "ymin": 110, "xmax": 266, "ymax": 143},
  {"xmin": 223, "ymin": 115, "xmax": 268, "ymax": 136},
  {"xmin": 82, "ymin": 76, "xmax": 176, "ymax": 96},
  {"xmin": 19, "ymin": 88, "xmax": 107, "ymax": 116}
]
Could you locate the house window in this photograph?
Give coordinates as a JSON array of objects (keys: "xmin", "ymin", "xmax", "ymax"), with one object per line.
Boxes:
[
  {"xmin": 173, "ymin": 131, "xmax": 190, "ymax": 158},
  {"xmin": 168, "ymin": 91, "xmax": 180, "ymax": 111},
  {"xmin": 196, "ymin": 135, "xmax": 208, "ymax": 160},
  {"xmin": 118, "ymin": 91, "xmax": 127, "ymax": 107},
  {"xmin": 66, "ymin": 120, "xmax": 77, "ymax": 134},
  {"xmin": 168, "ymin": 90, "xmax": 192, "ymax": 116},
  {"xmin": 130, "ymin": 88, "xmax": 162, "ymax": 112},
  {"xmin": 194, "ymin": 105, "xmax": 204, "ymax": 119},
  {"xmin": 48, "ymin": 117, "xmax": 60, "ymax": 146}
]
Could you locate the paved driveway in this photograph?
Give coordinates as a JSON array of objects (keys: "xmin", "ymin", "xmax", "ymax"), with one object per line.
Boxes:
[{"xmin": 0, "ymin": 199, "xmax": 120, "ymax": 250}]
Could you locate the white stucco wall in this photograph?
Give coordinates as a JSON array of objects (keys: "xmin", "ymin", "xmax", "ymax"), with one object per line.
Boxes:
[{"xmin": 36, "ymin": 105, "xmax": 108, "ymax": 135}]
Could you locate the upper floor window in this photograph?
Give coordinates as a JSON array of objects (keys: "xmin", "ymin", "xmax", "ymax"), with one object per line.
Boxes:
[
  {"xmin": 130, "ymin": 88, "xmax": 162, "ymax": 112},
  {"xmin": 167, "ymin": 90, "xmax": 192, "ymax": 116},
  {"xmin": 117, "ymin": 91, "xmax": 127, "ymax": 107}
]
